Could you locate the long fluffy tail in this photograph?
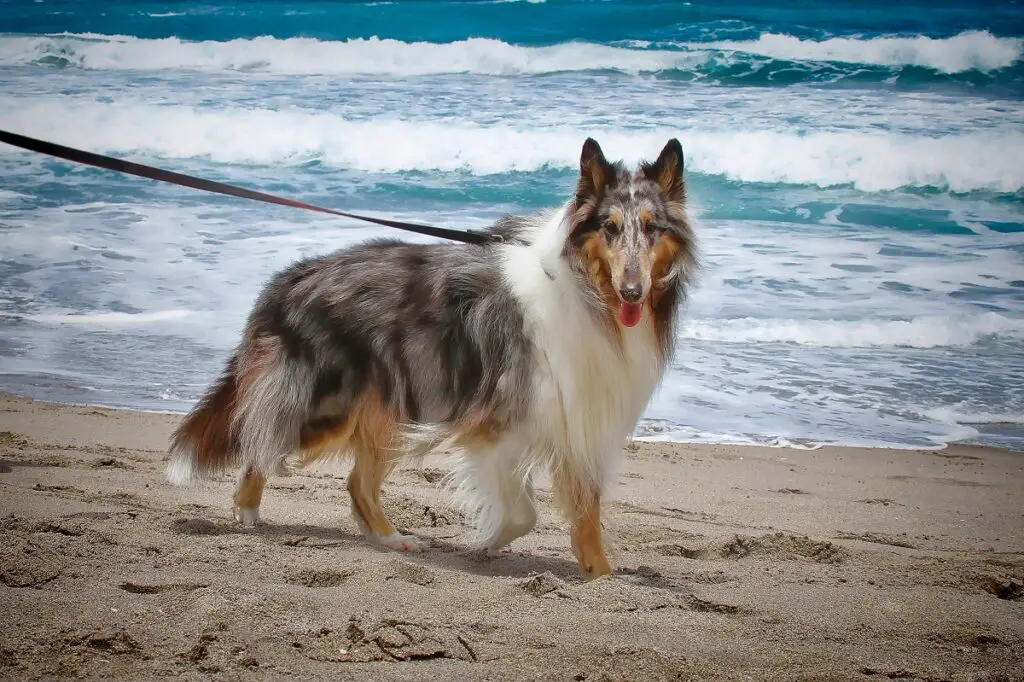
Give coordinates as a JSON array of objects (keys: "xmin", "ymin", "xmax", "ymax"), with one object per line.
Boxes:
[{"xmin": 166, "ymin": 354, "xmax": 241, "ymax": 486}]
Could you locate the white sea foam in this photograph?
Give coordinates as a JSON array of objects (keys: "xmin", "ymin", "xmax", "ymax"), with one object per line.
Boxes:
[
  {"xmin": 920, "ymin": 406, "xmax": 1024, "ymax": 426},
  {"xmin": 0, "ymin": 189, "xmax": 30, "ymax": 202},
  {"xmin": 0, "ymin": 33, "xmax": 707, "ymax": 75},
  {"xmin": 682, "ymin": 128, "xmax": 1024, "ymax": 193},
  {"xmin": 686, "ymin": 30, "xmax": 1023, "ymax": 73},
  {"xmin": 680, "ymin": 313, "xmax": 1024, "ymax": 348},
  {"xmin": 157, "ymin": 387, "xmax": 192, "ymax": 402},
  {"xmin": 634, "ymin": 430, "xmax": 826, "ymax": 450},
  {"xmin": 2, "ymin": 99, "xmax": 1022, "ymax": 192},
  {"xmin": 26, "ymin": 309, "xmax": 195, "ymax": 325},
  {"xmin": 0, "ymin": 30, "xmax": 1016, "ymax": 76}
]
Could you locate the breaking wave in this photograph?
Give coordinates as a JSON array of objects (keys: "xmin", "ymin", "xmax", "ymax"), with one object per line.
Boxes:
[
  {"xmin": 3, "ymin": 100, "xmax": 1023, "ymax": 193},
  {"xmin": 685, "ymin": 29, "xmax": 1022, "ymax": 74},
  {"xmin": 0, "ymin": 33, "xmax": 708, "ymax": 75},
  {"xmin": 0, "ymin": 30, "xmax": 1018, "ymax": 80}
]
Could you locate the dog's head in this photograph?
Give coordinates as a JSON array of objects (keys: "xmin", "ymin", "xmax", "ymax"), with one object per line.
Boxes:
[{"xmin": 566, "ymin": 137, "xmax": 696, "ymax": 337}]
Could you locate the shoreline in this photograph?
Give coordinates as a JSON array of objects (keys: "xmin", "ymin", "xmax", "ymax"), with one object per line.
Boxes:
[
  {"xmin": 1, "ymin": 389, "xmax": 1022, "ymax": 679},
  {"xmin": 2, "ymin": 389, "xmax": 1017, "ymax": 455}
]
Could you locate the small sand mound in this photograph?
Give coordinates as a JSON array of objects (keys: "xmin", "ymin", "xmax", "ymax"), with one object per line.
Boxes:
[
  {"xmin": 385, "ymin": 559, "xmax": 436, "ymax": 587},
  {"xmin": 713, "ymin": 532, "xmax": 847, "ymax": 564},
  {"xmin": 518, "ymin": 571, "xmax": 566, "ymax": 597},
  {"xmin": 284, "ymin": 567, "xmax": 354, "ymax": 588},
  {"xmin": 297, "ymin": 617, "xmax": 476, "ymax": 663},
  {"xmin": 0, "ymin": 537, "xmax": 63, "ymax": 588}
]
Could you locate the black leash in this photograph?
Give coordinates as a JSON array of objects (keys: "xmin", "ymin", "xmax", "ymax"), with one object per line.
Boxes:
[{"xmin": 0, "ymin": 129, "xmax": 499, "ymax": 246}]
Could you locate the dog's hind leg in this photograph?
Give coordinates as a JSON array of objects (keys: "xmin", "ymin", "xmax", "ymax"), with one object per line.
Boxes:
[
  {"xmin": 229, "ymin": 335, "xmax": 313, "ymax": 526},
  {"xmin": 233, "ymin": 465, "xmax": 266, "ymax": 525},
  {"xmin": 346, "ymin": 388, "xmax": 427, "ymax": 552},
  {"xmin": 347, "ymin": 449, "xmax": 427, "ymax": 552}
]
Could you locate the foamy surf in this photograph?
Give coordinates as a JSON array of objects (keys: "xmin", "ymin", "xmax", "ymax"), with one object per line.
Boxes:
[
  {"xmin": 1, "ymin": 29, "xmax": 1019, "ymax": 77},
  {"xmin": 3, "ymin": 99, "xmax": 1022, "ymax": 193},
  {"xmin": 680, "ymin": 313, "xmax": 1024, "ymax": 349},
  {"xmin": 25, "ymin": 310, "xmax": 196, "ymax": 326},
  {"xmin": 0, "ymin": 189, "xmax": 31, "ymax": 202},
  {"xmin": 919, "ymin": 406, "xmax": 1024, "ymax": 426},
  {"xmin": 0, "ymin": 33, "xmax": 708, "ymax": 76},
  {"xmin": 686, "ymin": 29, "xmax": 1022, "ymax": 73}
]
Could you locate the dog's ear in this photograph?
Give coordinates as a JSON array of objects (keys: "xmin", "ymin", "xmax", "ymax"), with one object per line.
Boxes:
[
  {"xmin": 572, "ymin": 138, "xmax": 614, "ymax": 226},
  {"xmin": 642, "ymin": 138, "xmax": 685, "ymax": 204},
  {"xmin": 578, "ymin": 138, "xmax": 612, "ymax": 197}
]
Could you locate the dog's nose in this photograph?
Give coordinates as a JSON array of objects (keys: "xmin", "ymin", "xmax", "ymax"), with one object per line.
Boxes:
[{"xmin": 619, "ymin": 282, "xmax": 644, "ymax": 303}]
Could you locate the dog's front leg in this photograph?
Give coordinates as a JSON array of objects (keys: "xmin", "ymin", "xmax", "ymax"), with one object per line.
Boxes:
[
  {"xmin": 570, "ymin": 490, "xmax": 612, "ymax": 578},
  {"xmin": 554, "ymin": 469, "xmax": 612, "ymax": 578}
]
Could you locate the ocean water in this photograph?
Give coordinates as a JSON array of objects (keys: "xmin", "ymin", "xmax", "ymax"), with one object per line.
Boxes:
[{"xmin": 1, "ymin": 0, "xmax": 1022, "ymax": 451}]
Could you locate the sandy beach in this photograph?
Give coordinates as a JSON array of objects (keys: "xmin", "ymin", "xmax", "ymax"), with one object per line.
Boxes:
[{"xmin": 0, "ymin": 390, "xmax": 1021, "ymax": 681}]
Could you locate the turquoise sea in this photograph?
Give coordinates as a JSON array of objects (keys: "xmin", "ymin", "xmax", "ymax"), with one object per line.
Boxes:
[{"xmin": 1, "ymin": 0, "xmax": 1022, "ymax": 450}]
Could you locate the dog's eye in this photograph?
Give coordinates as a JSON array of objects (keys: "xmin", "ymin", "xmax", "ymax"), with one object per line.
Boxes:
[
  {"xmin": 600, "ymin": 222, "xmax": 620, "ymax": 244},
  {"xmin": 642, "ymin": 218, "xmax": 666, "ymax": 239}
]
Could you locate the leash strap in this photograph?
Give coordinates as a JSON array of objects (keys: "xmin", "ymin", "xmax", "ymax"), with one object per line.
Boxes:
[{"xmin": 0, "ymin": 129, "xmax": 499, "ymax": 245}]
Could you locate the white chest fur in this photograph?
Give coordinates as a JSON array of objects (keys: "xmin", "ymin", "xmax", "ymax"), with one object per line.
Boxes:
[{"xmin": 501, "ymin": 241, "xmax": 664, "ymax": 487}]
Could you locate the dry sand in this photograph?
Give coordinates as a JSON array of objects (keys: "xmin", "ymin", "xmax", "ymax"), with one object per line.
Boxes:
[{"xmin": 0, "ymin": 391, "xmax": 1021, "ymax": 681}]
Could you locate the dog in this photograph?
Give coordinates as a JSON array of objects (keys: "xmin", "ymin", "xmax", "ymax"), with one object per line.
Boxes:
[{"xmin": 166, "ymin": 137, "xmax": 697, "ymax": 578}]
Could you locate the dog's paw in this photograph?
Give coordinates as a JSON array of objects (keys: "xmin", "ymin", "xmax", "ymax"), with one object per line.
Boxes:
[
  {"xmin": 375, "ymin": 532, "xmax": 428, "ymax": 553},
  {"xmin": 273, "ymin": 457, "xmax": 294, "ymax": 477},
  {"xmin": 233, "ymin": 506, "xmax": 260, "ymax": 526},
  {"xmin": 484, "ymin": 544, "xmax": 513, "ymax": 559}
]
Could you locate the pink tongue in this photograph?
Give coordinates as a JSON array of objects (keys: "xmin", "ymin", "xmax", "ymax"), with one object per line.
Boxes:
[{"xmin": 619, "ymin": 302, "xmax": 644, "ymax": 327}]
